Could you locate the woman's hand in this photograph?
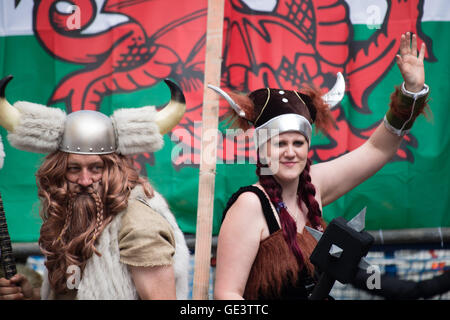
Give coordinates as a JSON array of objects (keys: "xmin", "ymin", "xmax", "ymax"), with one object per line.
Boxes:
[
  {"xmin": 396, "ymin": 32, "xmax": 426, "ymax": 92},
  {"xmin": 0, "ymin": 274, "xmax": 35, "ymax": 300}
]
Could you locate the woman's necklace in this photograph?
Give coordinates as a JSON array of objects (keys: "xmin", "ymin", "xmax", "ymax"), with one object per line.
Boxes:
[
  {"xmin": 275, "ymin": 196, "xmax": 303, "ymax": 229},
  {"xmin": 285, "ymin": 196, "xmax": 300, "ymax": 224}
]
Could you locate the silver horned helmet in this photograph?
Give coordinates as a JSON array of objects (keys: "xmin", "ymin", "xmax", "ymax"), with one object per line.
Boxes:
[
  {"xmin": 208, "ymin": 72, "xmax": 345, "ymax": 147},
  {"xmin": 0, "ymin": 75, "xmax": 186, "ymax": 155},
  {"xmin": 61, "ymin": 111, "xmax": 117, "ymax": 154}
]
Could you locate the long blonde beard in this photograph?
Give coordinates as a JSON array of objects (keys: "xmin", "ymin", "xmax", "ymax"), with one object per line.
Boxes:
[
  {"xmin": 57, "ymin": 182, "xmax": 106, "ymax": 255},
  {"xmin": 44, "ymin": 182, "xmax": 110, "ymax": 294}
]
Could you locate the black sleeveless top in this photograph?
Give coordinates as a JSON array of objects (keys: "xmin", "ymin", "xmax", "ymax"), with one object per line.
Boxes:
[{"xmin": 223, "ymin": 185, "xmax": 317, "ymax": 299}]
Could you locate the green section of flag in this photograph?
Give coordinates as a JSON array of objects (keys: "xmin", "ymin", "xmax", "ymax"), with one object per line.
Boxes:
[
  {"xmin": 324, "ymin": 22, "xmax": 450, "ymax": 229},
  {"xmin": 0, "ymin": 21, "xmax": 449, "ymax": 242}
]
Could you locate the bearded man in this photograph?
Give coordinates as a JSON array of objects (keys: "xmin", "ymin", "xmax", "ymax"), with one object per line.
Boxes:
[{"xmin": 0, "ymin": 75, "xmax": 190, "ymax": 300}]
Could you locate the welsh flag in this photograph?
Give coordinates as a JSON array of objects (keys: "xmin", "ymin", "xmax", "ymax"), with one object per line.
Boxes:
[{"xmin": 0, "ymin": 0, "xmax": 448, "ymax": 242}]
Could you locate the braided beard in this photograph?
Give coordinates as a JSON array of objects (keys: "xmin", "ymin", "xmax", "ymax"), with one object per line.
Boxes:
[
  {"xmin": 58, "ymin": 182, "xmax": 105, "ymax": 255},
  {"xmin": 42, "ymin": 181, "xmax": 108, "ymax": 294}
]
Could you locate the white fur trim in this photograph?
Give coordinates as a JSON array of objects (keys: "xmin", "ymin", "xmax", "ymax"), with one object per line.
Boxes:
[
  {"xmin": 77, "ymin": 210, "xmax": 139, "ymax": 300},
  {"xmin": 111, "ymin": 106, "xmax": 163, "ymax": 155},
  {"xmin": 40, "ymin": 267, "xmax": 53, "ymax": 300},
  {"xmin": 0, "ymin": 135, "xmax": 4, "ymax": 169},
  {"xmin": 41, "ymin": 211, "xmax": 138, "ymax": 300},
  {"xmin": 7, "ymin": 101, "xmax": 66, "ymax": 153}
]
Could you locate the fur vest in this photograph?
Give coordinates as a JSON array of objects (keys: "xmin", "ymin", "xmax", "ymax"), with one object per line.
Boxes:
[{"xmin": 40, "ymin": 186, "xmax": 190, "ymax": 300}]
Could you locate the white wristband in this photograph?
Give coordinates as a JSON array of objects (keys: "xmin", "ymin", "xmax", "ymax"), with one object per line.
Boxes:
[
  {"xmin": 383, "ymin": 115, "xmax": 410, "ymax": 137},
  {"xmin": 401, "ymin": 82, "xmax": 429, "ymax": 100}
]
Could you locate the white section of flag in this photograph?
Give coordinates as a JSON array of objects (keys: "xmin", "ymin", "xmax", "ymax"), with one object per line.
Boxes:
[
  {"xmin": 345, "ymin": 0, "xmax": 450, "ymax": 24},
  {"xmin": 0, "ymin": 0, "xmax": 128, "ymax": 36},
  {"xmin": 0, "ymin": 0, "xmax": 33, "ymax": 36},
  {"xmin": 1, "ymin": 0, "xmax": 449, "ymax": 37}
]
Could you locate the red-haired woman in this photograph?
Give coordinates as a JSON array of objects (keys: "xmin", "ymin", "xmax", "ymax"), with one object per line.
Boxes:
[{"xmin": 213, "ymin": 32, "xmax": 430, "ymax": 299}]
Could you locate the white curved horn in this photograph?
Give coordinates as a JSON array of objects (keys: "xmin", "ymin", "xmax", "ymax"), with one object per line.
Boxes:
[
  {"xmin": 322, "ymin": 72, "xmax": 346, "ymax": 109},
  {"xmin": 207, "ymin": 84, "xmax": 246, "ymax": 118},
  {"xmin": 155, "ymin": 79, "xmax": 186, "ymax": 135},
  {"xmin": 0, "ymin": 75, "xmax": 21, "ymax": 132}
]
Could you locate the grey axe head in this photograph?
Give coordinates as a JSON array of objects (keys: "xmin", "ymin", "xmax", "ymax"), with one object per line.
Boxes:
[{"xmin": 306, "ymin": 207, "xmax": 374, "ymax": 283}]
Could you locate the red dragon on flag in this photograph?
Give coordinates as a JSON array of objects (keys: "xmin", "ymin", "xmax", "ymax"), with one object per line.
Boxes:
[{"xmin": 32, "ymin": 0, "xmax": 435, "ymax": 169}]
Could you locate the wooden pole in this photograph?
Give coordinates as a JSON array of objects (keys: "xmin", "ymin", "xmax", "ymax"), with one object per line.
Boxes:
[{"xmin": 192, "ymin": 0, "xmax": 225, "ymax": 300}]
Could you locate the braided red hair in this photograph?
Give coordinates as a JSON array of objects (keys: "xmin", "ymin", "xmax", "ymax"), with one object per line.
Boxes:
[{"xmin": 256, "ymin": 157, "xmax": 322, "ymax": 270}]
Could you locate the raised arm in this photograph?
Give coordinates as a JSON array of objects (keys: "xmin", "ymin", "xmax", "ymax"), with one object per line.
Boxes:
[{"xmin": 312, "ymin": 32, "xmax": 429, "ymax": 206}]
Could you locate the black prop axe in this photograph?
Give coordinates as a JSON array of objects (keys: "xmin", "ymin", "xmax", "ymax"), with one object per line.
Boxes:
[
  {"xmin": 306, "ymin": 207, "xmax": 375, "ymax": 300},
  {"xmin": 0, "ymin": 192, "xmax": 16, "ymax": 279},
  {"xmin": 0, "ymin": 75, "xmax": 17, "ymax": 280}
]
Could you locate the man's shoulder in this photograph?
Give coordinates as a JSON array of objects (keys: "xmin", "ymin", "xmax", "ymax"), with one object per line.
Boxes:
[{"xmin": 122, "ymin": 195, "xmax": 171, "ymax": 230}]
